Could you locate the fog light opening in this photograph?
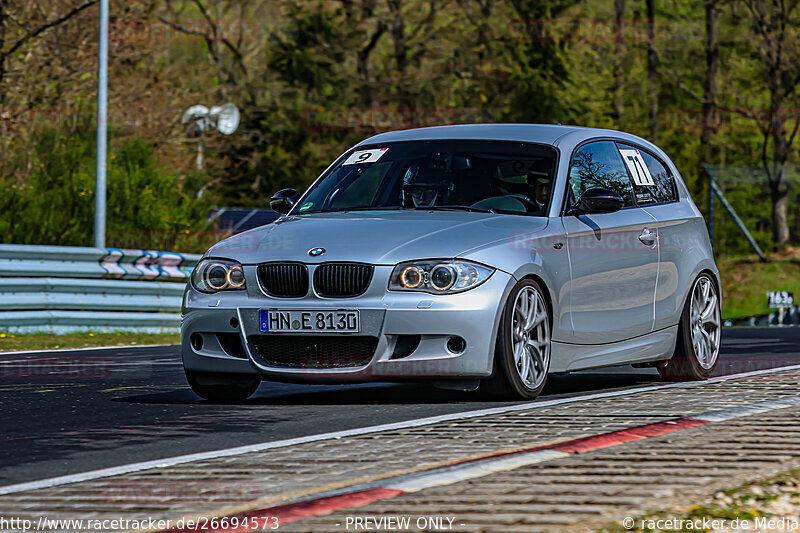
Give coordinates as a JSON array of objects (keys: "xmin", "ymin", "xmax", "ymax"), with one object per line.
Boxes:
[
  {"xmin": 446, "ymin": 336, "xmax": 466, "ymax": 354},
  {"xmin": 190, "ymin": 333, "xmax": 204, "ymax": 352},
  {"xmin": 390, "ymin": 335, "xmax": 421, "ymax": 359},
  {"xmin": 230, "ymin": 317, "xmax": 239, "ymax": 329}
]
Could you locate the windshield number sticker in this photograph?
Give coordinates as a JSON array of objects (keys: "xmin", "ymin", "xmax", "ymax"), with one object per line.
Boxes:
[
  {"xmin": 342, "ymin": 148, "xmax": 389, "ymax": 166},
  {"xmin": 619, "ymin": 149, "xmax": 654, "ymax": 186}
]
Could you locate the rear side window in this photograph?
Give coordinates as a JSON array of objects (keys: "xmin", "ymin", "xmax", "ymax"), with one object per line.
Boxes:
[
  {"xmin": 615, "ymin": 143, "xmax": 677, "ymax": 204},
  {"xmin": 568, "ymin": 141, "xmax": 636, "ymax": 207}
]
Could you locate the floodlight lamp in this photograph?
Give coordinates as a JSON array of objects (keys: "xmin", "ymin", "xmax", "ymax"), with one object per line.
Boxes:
[
  {"xmin": 209, "ymin": 103, "xmax": 240, "ymax": 135},
  {"xmin": 182, "ymin": 105, "xmax": 211, "ymax": 136}
]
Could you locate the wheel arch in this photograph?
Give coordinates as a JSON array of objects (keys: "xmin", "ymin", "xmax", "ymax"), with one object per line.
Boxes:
[
  {"xmin": 516, "ymin": 273, "xmax": 555, "ymax": 327},
  {"xmin": 678, "ymin": 267, "xmax": 722, "ymax": 323},
  {"xmin": 486, "ymin": 272, "xmax": 554, "ymax": 376}
]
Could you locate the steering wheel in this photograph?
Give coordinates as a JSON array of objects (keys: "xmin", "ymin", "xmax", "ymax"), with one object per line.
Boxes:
[
  {"xmin": 471, "ymin": 194, "xmax": 543, "ymax": 214},
  {"xmin": 504, "ymin": 194, "xmax": 542, "ymax": 212}
]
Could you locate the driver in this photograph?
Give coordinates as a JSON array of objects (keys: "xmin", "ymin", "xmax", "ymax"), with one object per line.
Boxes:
[
  {"xmin": 408, "ymin": 186, "xmax": 439, "ymax": 207},
  {"xmin": 534, "ymin": 175, "xmax": 551, "ymax": 208},
  {"xmin": 402, "ymin": 165, "xmax": 451, "ymax": 208}
]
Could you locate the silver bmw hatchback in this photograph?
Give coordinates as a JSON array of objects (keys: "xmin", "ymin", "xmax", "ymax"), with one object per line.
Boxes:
[{"xmin": 181, "ymin": 124, "xmax": 721, "ymax": 401}]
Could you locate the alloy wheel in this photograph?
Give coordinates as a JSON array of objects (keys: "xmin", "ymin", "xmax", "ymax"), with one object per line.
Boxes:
[
  {"xmin": 689, "ymin": 275, "xmax": 721, "ymax": 369},
  {"xmin": 511, "ymin": 286, "xmax": 550, "ymax": 389}
]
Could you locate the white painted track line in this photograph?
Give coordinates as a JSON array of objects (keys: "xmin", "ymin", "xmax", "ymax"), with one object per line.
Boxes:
[
  {"xmin": 2, "ymin": 363, "xmax": 799, "ymax": 496},
  {"xmin": 385, "ymin": 449, "xmax": 571, "ymax": 493},
  {"xmin": 693, "ymin": 396, "xmax": 800, "ymax": 422},
  {"xmin": 0, "ymin": 344, "xmax": 177, "ymax": 356}
]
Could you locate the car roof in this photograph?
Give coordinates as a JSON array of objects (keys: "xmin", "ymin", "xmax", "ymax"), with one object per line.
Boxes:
[{"xmin": 354, "ymin": 123, "xmax": 653, "ymax": 149}]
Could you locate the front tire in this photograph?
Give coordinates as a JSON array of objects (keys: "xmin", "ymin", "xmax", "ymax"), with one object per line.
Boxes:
[
  {"xmin": 185, "ymin": 370, "xmax": 260, "ymax": 402},
  {"xmin": 482, "ymin": 279, "xmax": 551, "ymax": 399},
  {"xmin": 658, "ymin": 273, "xmax": 721, "ymax": 381}
]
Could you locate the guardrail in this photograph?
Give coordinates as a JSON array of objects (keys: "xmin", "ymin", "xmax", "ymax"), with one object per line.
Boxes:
[
  {"xmin": 0, "ymin": 244, "xmax": 201, "ymax": 334},
  {"xmin": 724, "ymin": 306, "xmax": 800, "ymax": 327}
]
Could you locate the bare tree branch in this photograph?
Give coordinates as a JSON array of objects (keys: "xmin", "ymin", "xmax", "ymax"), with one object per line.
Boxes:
[
  {"xmin": 0, "ymin": 0, "xmax": 98, "ymax": 62},
  {"xmin": 190, "ymin": 0, "xmax": 248, "ymax": 77},
  {"xmin": 155, "ymin": 15, "xmax": 236, "ymax": 84}
]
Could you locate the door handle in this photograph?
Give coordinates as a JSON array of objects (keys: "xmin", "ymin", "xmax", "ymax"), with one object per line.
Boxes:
[{"xmin": 638, "ymin": 228, "xmax": 656, "ymax": 245}]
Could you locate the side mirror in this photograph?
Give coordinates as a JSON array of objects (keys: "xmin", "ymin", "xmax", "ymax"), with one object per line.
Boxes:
[
  {"xmin": 270, "ymin": 189, "xmax": 300, "ymax": 214},
  {"xmin": 570, "ymin": 188, "xmax": 624, "ymax": 215}
]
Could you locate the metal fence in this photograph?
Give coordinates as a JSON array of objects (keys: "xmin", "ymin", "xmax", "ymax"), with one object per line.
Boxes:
[
  {"xmin": 704, "ymin": 164, "xmax": 800, "ymax": 256},
  {"xmin": 0, "ymin": 244, "xmax": 200, "ymax": 334}
]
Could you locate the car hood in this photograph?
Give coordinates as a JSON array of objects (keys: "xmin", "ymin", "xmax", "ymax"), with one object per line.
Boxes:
[{"xmin": 207, "ymin": 211, "xmax": 549, "ymax": 266}]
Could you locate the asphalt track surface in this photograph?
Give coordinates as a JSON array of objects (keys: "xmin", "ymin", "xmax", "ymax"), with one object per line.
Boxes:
[{"xmin": 0, "ymin": 328, "xmax": 797, "ymax": 488}]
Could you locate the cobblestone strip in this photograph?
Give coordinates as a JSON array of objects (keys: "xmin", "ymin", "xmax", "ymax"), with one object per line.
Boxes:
[
  {"xmin": 0, "ymin": 368, "xmax": 798, "ymax": 532},
  {"xmin": 284, "ymin": 408, "xmax": 800, "ymax": 533},
  {"xmin": 158, "ymin": 397, "xmax": 800, "ymax": 532}
]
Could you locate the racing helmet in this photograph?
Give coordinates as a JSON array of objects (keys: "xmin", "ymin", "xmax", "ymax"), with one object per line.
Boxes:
[{"xmin": 401, "ymin": 164, "xmax": 452, "ymax": 207}]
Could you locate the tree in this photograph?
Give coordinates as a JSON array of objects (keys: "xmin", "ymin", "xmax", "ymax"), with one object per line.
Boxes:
[
  {"xmin": 741, "ymin": 0, "xmax": 800, "ymax": 246},
  {"xmin": 0, "ymin": 0, "xmax": 98, "ymax": 104},
  {"xmin": 341, "ymin": 0, "xmax": 386, "ymax": 107},
  {"xmin": 502, "ymin": 0, "xmax": 580, "ymax": 123},
  {"xmin": 611, "ymin": 0, "xmax": 625, "ymax": 126},
  {"xmin": 645, "ymin": 0, "xmax": 658, "ymax": 140},
  {"xmin": 699, "ymin": 0, "xmax": 719, "ymax": 209}
]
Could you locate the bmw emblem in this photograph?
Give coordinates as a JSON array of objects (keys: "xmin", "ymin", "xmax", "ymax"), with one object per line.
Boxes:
[{"xmin": 308, "ymin": 247, "xmax": 325, "ymax": 257}]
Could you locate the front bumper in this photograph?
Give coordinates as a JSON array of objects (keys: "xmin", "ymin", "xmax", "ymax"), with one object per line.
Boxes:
[{"xmin": 180, "ymin": 266, "xmax": 513, "ymax": 383}]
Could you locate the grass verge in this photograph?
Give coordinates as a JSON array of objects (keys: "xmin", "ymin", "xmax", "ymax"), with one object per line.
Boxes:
[
  {"xmin": 718, "ymin": 247, "xmax": 800, "ymax": 320},
  {"xmin": 0, "ymin": 332, "xmax": 181, "ymax": 352},
  {"xmin": 597, "ymin": 470, "xmax": 800, "ymax": 532}
]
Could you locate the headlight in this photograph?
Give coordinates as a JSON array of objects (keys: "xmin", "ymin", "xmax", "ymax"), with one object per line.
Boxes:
[
  {"xmin": 389, "ymin": 259, "xmax": 494, "ymax": 294},
  {"xmin": 191, "ymin": 258, "xmax": 247, "ymax": 293}
]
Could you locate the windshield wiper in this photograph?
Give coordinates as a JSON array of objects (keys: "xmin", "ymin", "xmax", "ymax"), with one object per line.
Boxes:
[
  {"xmin": 297, "ymin": 206, "xmax": 404, "ymax": 214},
  {"xmin": 410, "ymin": 205, "xmax": 497, "ymax": 214}
]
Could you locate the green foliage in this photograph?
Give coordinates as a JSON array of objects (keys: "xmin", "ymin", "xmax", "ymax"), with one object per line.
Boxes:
[
  {"xmin": 719, "ymin": 256, "xmax": 800, "ymax": 319},
  {"xmin": 0, "ymin": 127, "xmax": 211, "ymax": 249},
  {"xmin": 3, "ymin": 0, "xmax": 800, "ymax": 261},
  {"xmin": 267, "ymin": 3, "xmax": 347, "ymax": 93}
]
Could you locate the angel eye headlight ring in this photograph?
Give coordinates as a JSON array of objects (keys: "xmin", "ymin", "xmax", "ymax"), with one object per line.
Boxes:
[
  {"xmin": 400, "ymin": 266, "xmax": 423, "ymax": 288},
  {"xmin": 430, "ymin": 264, "xmax": 456, "ymax": 291},
  {"xmin": 226, "ymin": 266, "xmax": 246, "ymax": 288},
  {"xmin": 389, "ymin": 259, "xmax": 494, "ymax": 294},
  {"xmin": 206, "ymin": 263, "xmax": 229, "ymax": 291},
  {"xmin": 191, "ymin": 258, "xmax": 247, "ymax": 293}
]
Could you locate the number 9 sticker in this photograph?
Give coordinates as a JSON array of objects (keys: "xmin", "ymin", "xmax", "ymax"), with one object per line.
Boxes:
[{"xmin": 342, "ymin": 148, "xmax": 389, "ymax": 166}]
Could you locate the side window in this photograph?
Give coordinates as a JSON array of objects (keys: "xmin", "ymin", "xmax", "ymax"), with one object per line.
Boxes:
[
  {"xmin": 568, "ymin": 141, "xmax": 636, "ymax": 207},
  {"xmin": 615, "ymin": 143, "xmax": 676, "ymax": 204},
  {"xmin": 641, "ymin": 151, "xmax": 677, "ymax": 203}
]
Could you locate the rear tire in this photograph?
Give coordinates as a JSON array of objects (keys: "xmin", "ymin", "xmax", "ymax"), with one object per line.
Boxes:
[
  {"xmin": 658, "ymin": 273, "xmax": 721, "ymax": 381},
  {"xmin": 480, "ymin": 279, "xmax": 551, "ymax": 399},
  {"xmin": 185, "ymin": 370, "xmax": 260, "ymax": 402}
]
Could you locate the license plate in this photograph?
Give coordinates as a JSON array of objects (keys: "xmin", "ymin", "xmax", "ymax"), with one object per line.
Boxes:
[{"xmin": 259, "ymin": 310, "xmax": 360, "ymax": 333}]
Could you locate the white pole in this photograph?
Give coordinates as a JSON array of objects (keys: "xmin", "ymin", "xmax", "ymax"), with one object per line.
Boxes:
[{"xmin": 94, "ymin": 0, "xmax": 109, "ymax": 248}]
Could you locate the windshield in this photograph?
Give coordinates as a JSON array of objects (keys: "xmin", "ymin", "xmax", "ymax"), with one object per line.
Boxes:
[{"xmin": 293, "ymin": 140, "xmax": 557, "ymax": 216}]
